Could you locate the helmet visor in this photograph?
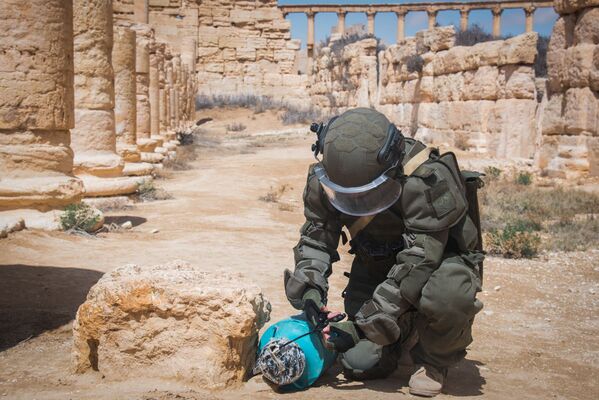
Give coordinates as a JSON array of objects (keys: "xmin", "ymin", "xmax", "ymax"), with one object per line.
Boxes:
[{"xmin": 314, "ymin": 164, "xmax": 402, "ymax": 217}]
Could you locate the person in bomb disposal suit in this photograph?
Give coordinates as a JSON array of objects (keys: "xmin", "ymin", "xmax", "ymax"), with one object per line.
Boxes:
[{"xmin": 284, "ymin": 108, "xmax": 484, "ymax": 397}]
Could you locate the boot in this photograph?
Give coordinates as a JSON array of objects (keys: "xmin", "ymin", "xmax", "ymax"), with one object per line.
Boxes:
[{"xmin": 408, "ymin": 364, "xmax": 446, "ymax": 397}]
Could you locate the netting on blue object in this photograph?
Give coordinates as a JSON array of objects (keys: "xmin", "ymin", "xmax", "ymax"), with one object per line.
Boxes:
[{"xmin": 253, "ymin": 338, "xmax": 306, "ymax": 386}]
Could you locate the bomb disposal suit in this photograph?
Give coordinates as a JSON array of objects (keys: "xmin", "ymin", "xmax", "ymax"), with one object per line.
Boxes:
[{"xmin": 284, "ymin": 108, "xmax": 484, "ymax": 397}]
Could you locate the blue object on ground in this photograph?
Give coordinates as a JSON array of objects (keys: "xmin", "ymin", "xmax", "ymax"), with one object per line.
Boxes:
[{"xmin": 257, "ymin": 313, "xmax": 337, "ymax": 391}]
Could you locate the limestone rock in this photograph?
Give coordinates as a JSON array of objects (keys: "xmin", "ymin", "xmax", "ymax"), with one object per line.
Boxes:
[
  {"xmin": 554, "ymin": 0, "xmax": 599, "ymax": 15},
  {"xmin": 463, "ymin": 66, "xmax": 500, "ymax": 100},
  {"xmin": 574, "ymin": 7, "xmax": 599, "ymax": 44},
  {"xmin": 498, "ymin": 32, "xmax": 538, "ymax": 66},
  {"xmin": 563, "ymin": 87, "xmax": 598, "ymax": 135},
  {"xmin": 80, "ymin": 175, "xmax": 145, "ymax": 197},
  {"xmin": 72, "ymin": 261, "xmax": 271, "ymax": 389},
  {"xmin": 416, "ymin": 26, "xmax": 456, "ymax": 52}
]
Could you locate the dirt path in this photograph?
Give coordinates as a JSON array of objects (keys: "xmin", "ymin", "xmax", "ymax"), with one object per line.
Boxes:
[{"xmin": 1, "ymin": 110, "xmax": 598, "ymax": 399}]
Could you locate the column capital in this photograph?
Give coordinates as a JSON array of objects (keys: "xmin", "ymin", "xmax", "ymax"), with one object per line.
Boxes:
[
  {"xmin": 396, "ymin": 9, "xmax": 407, "ymax": 17},
  {"xmin": 337, "ymin": 10, "xmax": 347, "ymax": 16},
  {"xmin": 524, "ymin": 6, "xmax": 536, "ymax": 15},
  {"xmin": 366, "ymin": 9, "xmax": 376, "ymax": 17},
  {"xmin": 492, "ymin": 7, "xmax": 503, "ymax": 16},
  {"xmin": 459, "ymin": 7, "xmax": 469, "ymax": 15},
  {"xmin": 306, "ymin": 10, "xmax": 315, "ymax": 18},
  {"xmin": 428, "ymin": 9, "xmax": 438, "ymax": 16}
]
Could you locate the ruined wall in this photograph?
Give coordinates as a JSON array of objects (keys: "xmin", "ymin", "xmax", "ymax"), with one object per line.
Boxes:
[
  {"xmin": 112, "ymin": 0, "xmax": 309, "ymax": 104},
  {"xmin": 311, "ymin": 38, "xmax": 379, "ymax": 112},
  {"xmin": 539, "ymin": 0, "xmax": 599, "ymax": 177},
  {"xmin": 311, "ymin": 28, "xmax": 539, "ymax": 159}
]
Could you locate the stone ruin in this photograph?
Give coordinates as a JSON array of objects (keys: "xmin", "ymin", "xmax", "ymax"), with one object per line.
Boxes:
[
  {"xmin": 539, "ymin": 0, "xmax": 599, "ymax": 178},
  {"xmin": 72, "ymin": 261, "xmax": 271, "ymax": 388},
  {"xmin": 1, "ymin": 0, "xmax": 598, "ymax": 230},
  {"xmin": 0, "ymin": 0, "xmax": 197, "ymax": 228}
]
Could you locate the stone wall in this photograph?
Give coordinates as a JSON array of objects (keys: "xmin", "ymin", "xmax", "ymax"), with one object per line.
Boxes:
[
  {"xmin": 113, "ymin": 0, "xmax": 310, "ymax": 104},
  {"xmin": 539, "ymin": 0, "xmax": 599, "ymax": 177},
  {"xmin": 311, "ymin": 28, "xmax": 539, "ymax": 159}
]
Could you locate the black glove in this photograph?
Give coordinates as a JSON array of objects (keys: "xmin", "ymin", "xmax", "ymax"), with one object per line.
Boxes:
[
  {"xmin": 326, "ymin": 321, "xmax": 361, "ymax": 353},
  {"xmin": 302, "ymin": 289, "xmax": 324, "ymax": 328}
]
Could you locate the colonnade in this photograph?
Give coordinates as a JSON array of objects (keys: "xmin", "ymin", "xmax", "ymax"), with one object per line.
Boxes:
[
  {"xmin": 0, "ymin": 0, "xmax": 196, "ymax": 212},
  {"xmin": 281, "ymin": 0, "xmax": 553, "ymax": 57}
]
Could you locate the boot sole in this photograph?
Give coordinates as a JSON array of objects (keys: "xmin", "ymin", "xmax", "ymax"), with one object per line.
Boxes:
[{"xmin": 409, "ymin": 387, "xmax": 441, "ymax": 397}]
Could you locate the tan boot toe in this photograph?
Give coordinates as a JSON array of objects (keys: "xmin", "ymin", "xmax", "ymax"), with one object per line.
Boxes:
[{"xmin": 408, "ymin": 365, "xmax": 446, "ymax": 397}]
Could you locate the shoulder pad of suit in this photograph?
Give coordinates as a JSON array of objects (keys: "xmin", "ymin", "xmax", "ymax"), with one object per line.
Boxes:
[{"xmin": 399, "ymin": 152, "xmax": 468, "ymax": 233}]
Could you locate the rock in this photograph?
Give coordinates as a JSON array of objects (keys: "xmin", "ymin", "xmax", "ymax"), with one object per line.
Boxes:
[
  {"xmin": 574, "ymin": 7, "xmax": 599, "ymax": 44},
  {"xmin": 563, "ymin": 87, "xmax": 598, "ymax": 135},
  {"xmin": 72, "ymin": 261, "xmax": 271, "ymax": 389},
  {"xmin": 463, "ymin": 66, "xmax": 500, "ymax": 101},
  {"xmin": 498, "ymin": 33, "xmax": 538, "ymax": 66},
  {"xmin": 542, "ymin": 93, "xmax": 566, "ymax": 135},
  {"xmin": 554, "ymin": 0, "xmax": 599, "ymax": 15},
  {"xmin": 494, "ymin": 285, "xmax": 502, "ymax": 291},
  {"xmin": 150, "ymin": 228, "xmax": 159, "ymax": 234},
  {"xmin": 416, "ymin": 26, "xmax": 456, "ymax": 52},
  {"xmin": 500, "ymin": 65, "xmax": 536, "ymax": 99},
  {"xmin": 121, "ymin": 221, "xmax": 133, "ymax": 229}
]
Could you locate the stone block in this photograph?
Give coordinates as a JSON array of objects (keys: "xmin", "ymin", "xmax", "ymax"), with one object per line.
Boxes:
[
  {"xmin": 433, "ymin": 73, "xmax": 464, "ymax": 102},
  {"xmin": 237, "ymin": 48, "xmax": 257, "ymax": 61},
  {"xmin": 500, "ymin": 65, "xmax": 536, "ymax": 99},
  {"xmin": 549, "ymin": 15, "xmax": 576, "ymax": 52},
  {"xmin": 416, "ymin": 26, "xmax": 456, "ymax": 52},
  {"xmin": 463, "ymin": 66, "xmax": 500, "ymax": 101},
  {"xmin": 198, "ymin": 27, "xmax": 220, "ymax": 47},
  {"xmin": 562, "ymin": 44, "xmax": 596, "ymax": 88},
  {"xmin": 591, "ymin": 46, "xmax": 599, "ymax": 92},
  {"xmin": 498, "ymin": 32, "xmax": 538, "ymax": 66},
  {"xmin": 419, "ymin": 76, "xmax": 435, "ymax": 102},
  {"xmin": 470, "ymin": 40, "xmax": 502, "ymax": 67},
  {"xmin": 554, "ymin": 0, "xmax": 599, "ymax": 15},
  {"xmin": 543, "ymin": 135, "xmax": 592, "ymax": 178},
  {"xmin": 547, "ymin": 47, "xmax": 566, "ymax": 92},
  {"xmin": 230, "ymin": 9, "xmax": 254, "ymax": 26},
  {"xmin": 574, "ymin": 7, "xmax": 599, "ymax": 45},
  {"xmin": 542, "ymin": 93, "xmax": 566, "ymax": 135},
  {"xmin": 563, "ymin": 87, "xmax": 598, "ymax": 134},
  {"xmin": 490, "ymin": 99, "xmax": 538, "ymax": 158}
]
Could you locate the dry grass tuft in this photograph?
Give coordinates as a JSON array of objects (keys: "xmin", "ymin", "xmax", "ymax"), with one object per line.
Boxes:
[
  {"xmin": 480, "ymin": 172, "xmax": 599, "ymax": 257},
  {"xmin": 259, "ymin": 184, "xmax": 291, "ymax": 203}
]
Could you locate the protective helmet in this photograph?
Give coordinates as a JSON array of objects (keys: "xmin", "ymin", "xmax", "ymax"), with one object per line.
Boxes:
[
  {"xmin": 254, "ymin": 315, "xmax": 337, "ymax": 391},
  {"xmin": 310, "ymin": 108, "xmax": 405, "ymax": 216}
]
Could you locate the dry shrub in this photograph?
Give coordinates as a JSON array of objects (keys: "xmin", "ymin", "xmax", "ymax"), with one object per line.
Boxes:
[
  {"xmin": 136, "ymin": 179, "xmax": 172, "ymax": 202},
  {"xmin": 162, "ymin": 144, "xmax": 198, "ymax": 171},
  {"xmin": 226, "ymin": 122, "xmax": 246, "ymax": 132},
  {"xmin": 60, "ymin": 203, "xmax": 101, "ymax": 233},
  {"xmin": 405, "ymin": 54, "xmax": 424, "ymax": 73},
  {"xmin": 259, "ymin": 184, "xmax": 291, "ymax": 203},
  {"xmin": 278, "ymin": 203, "xmax": 296, "ymax": 212},
  {"xmin": 480, "ymin": 175, "xmax": 599, "ymax": 257}
]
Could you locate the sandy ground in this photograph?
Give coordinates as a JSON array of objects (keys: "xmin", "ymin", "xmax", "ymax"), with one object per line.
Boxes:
[{"xmin": 1, "ymin": 108, "xmax": 598, "ymax": 399}]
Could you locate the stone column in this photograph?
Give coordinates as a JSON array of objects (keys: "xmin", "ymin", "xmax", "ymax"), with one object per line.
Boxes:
[
  {"xmin": 181, "ymin": 37, "xmax": 197, "ymax": 75},
  {"xmin": 72, "ymin": 0, "xmax": 123, "ymax": 178},
  {"xmin": 524, "ymin": 7, "xmax": 535, "ymax": 33},
  {"xmin": 113, "ymin": 25, "xmax": 139, "ymax": 161},
  {"xmin": 160, "ymin": 57, "xmax": 170, "ymax": 133},
  {"xmin": 149, "ymin": 43, "xmax": 161, "ymax": 138},
  {"xmin": 396, "ymin": 11, "xmax": 406, "ymax": 42},
  {"xmin": 134, "ymin": 0, "xmax": 149, "ymax": 24},
  {"xmin": 132, "ymin": 25, "xmax": 152, "ymax": 142},
  {"xmin": 307, "ymin": 11, "xmax": 315, "ymax": 60},
  {"xmin": 367, "ymin": 11, "xmax": 375, "ymax": 35},
  {"xmin": 428, "ymin": 10, "xmax": 437, "ymax": 30},
  {"xmin": 492, "ymin": 8, "xmax": 503, "ymax": 38},
  {"xmin": 0, "ymin": 0, "xmax": 84, "ymax": 211},
  {"xmin": 167, "ymin": 61, "xmax": 175, "ymax": 130},
  {"xmin": 460, "ymin": 9, "xmax": 469, "ymax": 31},
  {"xmin": 337, "ymin": 11, "xmax": 346, "ymax": 35}
]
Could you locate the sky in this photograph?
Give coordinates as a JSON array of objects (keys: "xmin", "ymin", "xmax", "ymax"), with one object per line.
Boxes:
[{"xmin": 278, "ymin": 0, "xmax": 558, "ymax": 48}]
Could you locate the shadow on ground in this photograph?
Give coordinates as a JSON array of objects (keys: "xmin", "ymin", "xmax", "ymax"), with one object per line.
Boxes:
[
  {"xmin": 0, "ymin": 264, "xmax": 103, "ymax": 351},
  {"xmin": 104, "ymin": 215, "xmax": 147, "ymax": 227}
]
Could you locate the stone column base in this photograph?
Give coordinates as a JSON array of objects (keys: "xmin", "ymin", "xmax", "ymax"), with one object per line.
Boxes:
[
  {"xmin": 123, "ymin": 162, "xmax": 155, "ymax": 177},
  {"xmin": 73, "ymin": 151, "xmax": 125, "ymax": 178},
  {"xmin": 80, "ymin": 175, "xmax": 150, "ymax": 197},
  {"xmin": 0, "ymin": 176, "xmax": 84, "ymax": 212}
]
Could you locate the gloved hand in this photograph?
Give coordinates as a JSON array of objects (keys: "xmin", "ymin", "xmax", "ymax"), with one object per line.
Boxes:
[
  {"xmin": 302, "ymin": 289, "xmax": 325, "ymax": 328},
  {"xmin": 322, "ymin": 321, "xmax": 361, "ymax": 353}
]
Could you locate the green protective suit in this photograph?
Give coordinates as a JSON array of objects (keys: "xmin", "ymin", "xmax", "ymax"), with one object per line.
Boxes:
[{"xmin": 284, "ymin": 138, "xmax": 484, "ymax": 374}]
